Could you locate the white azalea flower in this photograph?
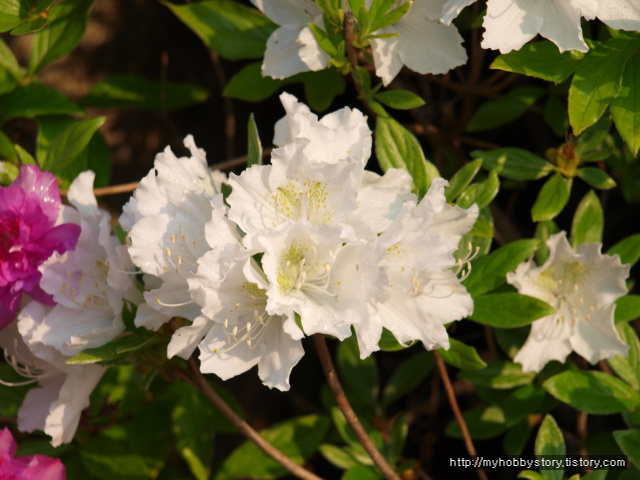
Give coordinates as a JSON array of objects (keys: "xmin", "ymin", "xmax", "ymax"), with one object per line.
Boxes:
[
  {"xmin": 33, "ymin": 171, "xmax": 142, "ymax": 355},
  {"xmin": 507, "ymin": 231, "xmax": 630, "ymax": 372},
  {"xmin": 251, "ymin": 0, "xmax": 330, "ymax": 79},
  {"xmin": 0, "ymin": 308, "xmax": 106, "ymax": 447},
  {"xmin": 370, "ymin": 0, "xmax": 468, "ymax": 85}
]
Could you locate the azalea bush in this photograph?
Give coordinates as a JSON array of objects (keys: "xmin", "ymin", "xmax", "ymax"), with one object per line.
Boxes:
[{"xmin": 1, "ymin": 1, "xmax": 640, "ymax": 480}]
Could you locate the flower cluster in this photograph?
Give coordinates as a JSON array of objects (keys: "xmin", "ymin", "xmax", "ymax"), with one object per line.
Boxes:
[
  {"xmin": 123, "ymin": 93, "xmax": 479, "ymax": 390},
  {"xmin": 0, "ymin": 427, "xmax": 65, "ymax": 479}
]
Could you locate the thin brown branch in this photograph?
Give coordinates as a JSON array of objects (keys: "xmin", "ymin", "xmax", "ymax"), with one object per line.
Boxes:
[
  {"xmin": 210, "ymin": 50, "xmax": 236, "ymax": 159},
  {"xmin": 344, "ymin": 10, "xmax": 378, "ymax": 119},
  {"xmin": 313, "ymin": 334, "xmax": 401, "ymax": 480},
  {"xmin": 183, "ymin": 357, "xmax": 323, "ymax": 480},
  {"xmin": 434, "ymin": 351, "xmax": 489, "ymax": 480}
]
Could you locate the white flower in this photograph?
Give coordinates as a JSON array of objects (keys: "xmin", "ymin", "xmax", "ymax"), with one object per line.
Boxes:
[
  {"xmin": 370, "ymin": 0, "xmax": 468, "ymax": 85},
  {"xmin": 0, "ymin": 308, "xmax": 106, "ymax": 447},
  {"xmin": 251, "ymin": 0, "xmax": 330, "ymax": 79},
  {"xmin": 440, "ymin": 0, "xmax": 640, "ymax": 54},
  {"xmin": 507, "ymin": 232, "xmax": 630, "ymax": 373},
  {"xmin": 34, "ymin": 171, "xmax": 142, "ymax": 355}
]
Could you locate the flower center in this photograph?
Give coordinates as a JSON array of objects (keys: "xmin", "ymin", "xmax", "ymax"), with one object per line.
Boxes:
[
  {"xmin": 276, "ymin": 241, "xmax": 333, "ymax": 296},
  {"xmin": 271, "ymin": 179, "xmax": 333, "ymax": 224}
]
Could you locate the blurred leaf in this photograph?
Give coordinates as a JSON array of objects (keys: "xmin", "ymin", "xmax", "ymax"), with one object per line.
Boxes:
[
  {"xmin": 531, "ymin": 173, "xmax": 571, "ymax": 222},
  {"xmin": 386, "ymin": 413, "xmax": 408, "ymax": 465},
  {"xmin": 576, "ymin": 167, "xmax": 616, "ymax": 189},
  {"xmin": 569, "ymin": 35, "xmax": 640, "ymax": 135},
  {"xmin": 570, "ymin": 190, "xmax": 603, "ymax": 247},
  {"xmin": 66, "ymin": 333, "xmax": 155, "ymax": 365},
  {"xmin": 224, "ymin": 62, "xmax": 291, "ymax": 102},
  {"xmin": 247, "ymin": 112, "xmax": 262, "ymax": 167},
  {"xmin": 0, "ymin": 129, "xmax": 16, "ymax": 162},
  {"xmin": 163, "ymin": 0, "xmax": 276, "ymax": 60},
  {"xmin": 518, "ymin": 472, "xmax": 546, "ymax": 480},
  {"xmin": 318, "ymin": 443, "xmax": 360, "ymax": 470},
  {"xmin": 611, "ymin": 54, "xmax": 640, "ymax": 155},
  {"xmin": 337, "ymin": 336, "xmax": 380, "ymax": 410},
  {"xmin": 0, "ymin": 0, "xmax": 51, "ymax": 34},
  {"xmin": 535, "ymin": 415, "xmax": 565, "ymax": 480},
  {"xmin": 29, "ymin": 0, "xmax": 94, "ymax": 74},
  {"xmin": 613, "ymin": 430, "xmax": 640, "ymax": 469},
  {"xmin": 495, "ymin": 325, "xmax": 529, "ymax": 359},
  {"xmin": 502, "ymin": 384, "xmax": 549, "ymax": 426},
  {"xmin": 467, "ymin": 87, "xmax": 544, "ymax": 132},
  {"xmin": 463, "ymin": 239, "xmax": 540, "ymax": 297},
  {"xmin": 473, "ymin": 148, "xmax": 553, "ymax": 181},
  {"xmin": 378, "ymin": 327, "xmax": 412, "ymax": 351},
  {"xmin": 491, "ymin": 42, "xmax": 583, "ymax": 83},
  {"xmin": 574, "ymin": 117, "xmax": 611, "ymax": 155},
  {"xmin": 215, "ymin": 415, "xmax": 330, "ymax": 480},
  {"xmin": 445, "ymin": 158, "xmax": 482, "ymax": 202},
  {"xmin": 535, "ymin": 220, "xmax": 559, "ymax": 265},
  {"xmin": 458, "ymin": 360, "xmax": 535, "ymax": 389},
  {"xmin": 329, "ymin": 406, "xmax": 384, "ymax": 457},
  {"xmin": 543, "ymin": 95, "xmax": 569, "ymax": 137},
  {"xmin": 445, "ymin": 405, "xmax": 506, "ymax": 439},
  {"xmin": 80, "ymin": 74, "xmax": 209, "ymax": 110},
  {"xmin": 608, "ymin": 233, "xmax": 640, "ymax": 267},
  {"xmin": 0, "ymin": 84, "xmax": 83, "ymax": 124},
  {"xmin": 615, "ymin": 295, "xmax": 640, "ymax": 323},
  {"xmin": 375, "ymin": 115, "xmax": 439, "ymax": 198},
  {"xmin": 0, "ymin": 37, "xmax": 21, "ymax": 91},
  {"xmin": 543, "ymin": 370, "xmax": 640, "ymax": 414},
  {"xmin": 342, "ymin": 465, "xmax": 383, "ymax": 480},
  {"xmin": 437, "ymin": 338, "xmax": 486, "ymax": 371},
  {"xmin": 607, "ymin": 322, "xmax": 640, "ymax": 390},
  {"xmin": 301, "ymin": 68, "xmax": 345, "ymax": 112},
  {"xmin": 373, "ymin": 89, "xmax": 424, "ymax": 110},
  {"xmin": 14, "ymin": 143, "xmax": 35, "ymax": 164},
  {"xmin": 456, "ymin": 170, "xmax": 499, "ymax": 210},
  {"xmin": 468, "ymin": 217, "xmax": 493, "ymax": 238},
  {"xmin": 471, "ymin": 293, "xmax": 555, "ymax": 328},
  {"xmin": 504, "ymin": 419, "xmax": 532, "ymax": 456},
  {"xmin": 0, "ymin": 160, "xmax": 18, "ymax": 184},
  {"xmin": 382, "ymin": 351, "xmax": 433, "ymax": 407},
  {"xmin": 42, "ymin": 116, "xmax": 105, "ymax": 171}
]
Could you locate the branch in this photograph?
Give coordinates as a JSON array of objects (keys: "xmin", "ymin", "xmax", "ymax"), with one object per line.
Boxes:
[
  {"xmin": 313, "ymin": 334, "xmax": 401, "ymax": 480},
  {"xmin": 183, "ymin": 357, "xmax": 323, "ymax": 480},
  {"xmin": 344, "ymin": 10, "xmax": 378, "ymax": 119}
]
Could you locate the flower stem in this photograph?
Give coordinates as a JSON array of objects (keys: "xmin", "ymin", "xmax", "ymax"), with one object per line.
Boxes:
[
  {"xmin": 434, "ymin": 351, "xmax": 488, "ymax": 480},
  {"xmin": 184, "ymin": 357, "xmax": 323, "ymax": 480},
  {"xmin": 312, "ymin": 334, "xmax": 400, "ymax": 480}
]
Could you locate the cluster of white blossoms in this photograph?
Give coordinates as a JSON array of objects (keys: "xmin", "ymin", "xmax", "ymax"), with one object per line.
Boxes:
[
  {"xmin": 508, "ymin": 232, "xmax": 630, "ymax": 372},
  {"xmin": 122, "ymin": 93, "xmax": 479, "ymax": 390}
]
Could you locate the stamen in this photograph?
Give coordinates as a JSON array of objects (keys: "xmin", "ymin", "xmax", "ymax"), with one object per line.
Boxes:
[{"xmin": 155, "ymin": 298, "xmax": 193, "ymax": 307}]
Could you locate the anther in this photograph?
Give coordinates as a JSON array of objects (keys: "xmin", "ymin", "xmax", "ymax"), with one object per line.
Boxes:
[
  {"xmin": 171, "ymin": 235, "xmax": 176, "ymax": 243},
  {"xmin": 166, "ymin": 247, "xmax": 171, "ymax": 257}
]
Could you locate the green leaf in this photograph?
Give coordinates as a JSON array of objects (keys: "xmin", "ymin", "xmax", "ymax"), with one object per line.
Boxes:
[
  {"xmin": 342, "ymin": 465, "xmax": 384, "ymax": 480},
  {"xmin": 80, "ymin": 74, "xmax": 209, "ymax": 110},
  {"xmin": 42, "ymin": 116, "xmax": 105, "ymax": 171},
  {"xmin": 615, "ymin": 295, "xmax": 640, "ymax": 323},
  {"xmin": 163, "ymin": 0, "xmax": 276, "ymax": 60},
  {"xmin": 543, "ymin": 95, "xmax": 569, "ymax": 137},
  {"xmin": 0, "ymin": 37, "xmax": 22, "ymax": 86},
  {"xmin": 318, "ymin": 443, "xmax": 360, "ymax": 470},
  {"xmin": 437, "ymin": 338, "xmax": 487, "ymax": 371},
  {"xmin": 370, "ymin": 0, "xmax": 410, "ymax": 32},
  {"xmin": 576, "ymin": 167, "xmax": 616, "ymax": 189},
  {"xmin": 14, "ymin": 143, "xmax": 35, "ymax": 165},
  {"xmin": 301, "ymin": 68, "xmax": 345, "ymax": 112},
  {"xmin": 491, "ymin": 42, "xmax": 583, "ymax": 83},
  {"xmin": 247, "ymin": 113, "xmax": 262, "ymax": 167},
  {"xmin": 502, "ymin": 384, "xmax": 551, "ymax": 426},
  {"xmin": 378, "ymin": 327, "xmax": 412, "ymax": 351},
  {"xmin": 215, "ymin": 415, "xmax": 330, "ymax": 480},
  {"xmin": 607, "ymin": 322, "xmax": 640, "ymax": 390},
  {"xmin": 531, "ymin": 173, "xmax": 571, "ymax": 222},
  {"xmin": 613, "ymin": 430, "xmax": 640, "ymax": 469},
  {"xmin": 375, "ymin": 115, "xmax": 439, "ymax": 198},
  {"xmin": 445, "ymin": 158, "xmax": 482, "ymax": 202},
  {"xmin": 468, "ymin": 217, "xmax": 493, "ymax": 238},
  {"xmin": 535, "ymin": 415, "xmax": 565, "ymax": 480},
  {"xmin": 308, "ymin": 22, "xmax": 337, "ymax": 57},
  {"xmin": 518, "ymin": 472, "xmax": 546, "ymax": 480},
  {"xmin": 386, "ymin": 413, "xmax": 407, "ymax": 465},
  {"xmin": 535, "ymin": 220, "xmax": 559, "ymax": 265},
  {"xmin": 0, "ymin": 84, "xmax": 83, "ymax": 124},
  {"xmin": 224, "ymin": 62, "xmax": 290, "ymax": 102},
  {"xmin": 66, "ymin": 334, "xmax": 155, "ymax": 365},
  {"xmin": 382, "ymin": 351, "xmax": 434, "ymax": 407},
  {"xmin": 470, "ymin": 293, "xmax": 555, "ymax": 328},
  {"xmin": 445, "ymin": 405, "xmax": 507, "ymax": 439},
  {"xmin": 329, "ymin": 406, "xmax": 382, "ymax": 462},
  {"xmin": 569, "ymin": 35, "xmax": 640, "ymax": 135},
  {"xmin": 456, "ymin": 170, "xmax": 499, "ymax": 210},
  {"xmin": 463, "ymin": 239, "xmax": 540, "ymax": 297},
  {"xmin": 0, "ymin": 129, "xmax": 16, "ymax": 162},
  {"xmin": 337, "ymin": 336, "xmax": 379, "ymax": 410},
  {"xmin": 608, "ymin": 234, "xmax": 640, "ymax": 267},
  {"xmin": 458, "ymin": 360, "xmax": 535, "ymax": 389},
  {"xmin": 570, "ymin": 190, "xmax": 603, "ymax": 247},
  {"xmin": 504, "ymin": 420, "xmax": 532, "ymax": 456},
  {"xmin": 575, "ymin": 117, "xmax": 612, "ymax": 155},
  {"xmin": 373, "ymin": 89, "xmax": 424, "ymax": 110},
  {"xmin": 473, "ymin": 148, "xmax": 554, "ymax": 181},
  {"xmin": 543, "ymin": 370, "xmax": 640, "ymax": 414},
  {"xmin": 29, "ymin": 0, "xmax": 93, "ymax": 74},
  {"xmin": 0, "ymin": 0, "xmax": 51, "ymax": 34},
  {"xmin": 467, "ymin": 87, "xmax": 544, "ymax": 132},
  {"xmin": 611, "ymin": 54, "xmax": 640, "ymax": 155}
]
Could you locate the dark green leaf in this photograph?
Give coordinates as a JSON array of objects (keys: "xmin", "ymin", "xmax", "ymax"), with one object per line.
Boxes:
[
  {"xmin": 42, "ymin": 116, "xmax": 105, "ymax": 171},
  {"xmin": 613, "ymin": 430, "xmax": 640, "ymax": 469},
  {"xmin": 342, "ymin": 465, "xmax": 384, "ymax": 480},
  {"xmin": 531, "ymin": 173, "xmax": 571, "ymax": 222},
  {"xmin": 445, "ymin": 158, "xmax": 482, "ymax": 202},
  {"xmin": 615, "ymin": 295, "xmax": 640, "ymax": 323},
  {"xmin": 337, "ymin": 336, "xmax": 379, "ymax": 410},
  {"xmin": 473, "ymin": 148, "xmax": 554, "ymax": 181},
  {"xmin": 463, "ymin": 239, "xmax": 540, "ymax": 297},
  {"xmin": 458, "ymin": 360, "xmax": 535, "ymax": 389},
  {"xmin": 215, "ymin": 415, "xmax": 330, "ymax": 480},
  {"xmin": 608, "ymin": 322, "xmax": 640, "ymax": 390},
  {"xmin": 611, "ymin": 54, "xmax": 640, "ymax": 155},
  {"xmin": 382, "ymin": 351, "xmax": 433, "ymax": 407},
  {"xmin": 575, "ymin": 117, "xmax": 612, "ymax": 155},
  {"xmin": 518, "ymin": 472, "xmax": 546, "ymax": 480},
  {"xmin": 470, "ymin": 293, "xmax": 555, "ymax": 328},
  {"xmin": 570, "ymin": 190, "xmax": 603, "ymax": 247},
  {"xmin": 504, "ymin": 419, "xmax": 532, "ymax": 456},
  {"xmin": 502, "ymin": 384, "xmax": 550, "ymax": 426},
  {"xmin": 445, "ymin": 405, "xmax": 506, "ymax": 439},
  {"xmin": 535, "ymin": 220, "xmax": 559, "ymax": 265},
  {"xmin": 576, "ymin": 167, "xmax": 616, "ymax": 189},
  {"xmin": 0, "ymin": 129, "xmax": 16, "ymax": 162},
  {"xmin": 386, "ymin": 413, "xmax": 407, "ymax": 465},
  {"xmin": 318, "ymin": 443, "xmax": 360, "ymax": 470},
  {"xmin": 0, "ymin": 84, "xmax": 83, "ymax": 124},
  {"xmin": 468, "ymin": 217, "xmax": 493, "ymax": 238},
  {"xmin": 163, "ymin": 0, "xmax": 276, "ymax": 60},
  {"xmin": 66, "ymin": 334, "xmax": 155, "ymax": 365},
  {"xmin": 224, "ymin": 62, "xmax": 291, "ymax": 102},
  {"xmin": 543, "ymin": 370, "xmax": 640, "ymax": 414},
  {"xmin": 569, "ymin": 35, "xmax": 640, "ymax": 135},
  {"xmin": 608, "ymin": 234, "xmax": 640, "ymax": 267},
  {"xmin": 373, "ymin": 89, "xmax": 424, "ymax": 110},
  {"xmin": 456, "ymin": 170, "xmax": 499, "ymax": 210},
  {"xmin": 370, "ymin": 0, "xmax": 410, "ymax": 32},
  {"xmin": 437, "ymin": 338, "xmax": 486, "ymax": 371},
  {"xmin": 0, "ymin": 0, "xmax": 51, "ymax": 34},
  {"xmin": 378, "ymin": 327, "xmax": 412, "ymax": 351},
  {"xmin": 301, "ymin": 68, "xmax": 345, "ymax": 112},
  {"xmin": 535, "ymin": 415, "xmax": 565, "ymax": 480},
  {"xmin": 543, "ymin": 95, "xmax": 569, "ymax": 137},
  {"xmin": 491, "ymin": 42, "xmax": 583, "ymax": 83},
  {"xmin": 247, "ymin": 113, "xmax": 262, "ymax": 167},
  {"xmin": 467, "ymin": 87, "xmax": 544, "ymax": 132}
]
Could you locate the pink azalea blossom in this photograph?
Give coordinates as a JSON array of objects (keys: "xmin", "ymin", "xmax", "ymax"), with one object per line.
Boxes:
[
  {"xmin": 0, "ymin": 427, "xmax": 65, "ymax": 479},
  {"xmin": 0, "ymin": 166, "xmax": 80, "ymax": 328}
]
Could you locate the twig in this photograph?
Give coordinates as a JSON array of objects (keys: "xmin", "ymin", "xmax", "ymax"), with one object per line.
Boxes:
[
  {"xmin": 344, "ymin": 10, "xmax": 378, "ymax": 119},
  {"xmin": 312, "ymin": 334, "xmax": 401, "ymax": 480},
  {"xmin": 210, "ymin": 50, "xmax": 236, "ymax": 159},
  {"xmin": 434, "ymin": 351, "xmax": 489, "ymax": 480},
  {"xmin": 183, "ymin": 357, "xmax": 323, "ymax": 480}
]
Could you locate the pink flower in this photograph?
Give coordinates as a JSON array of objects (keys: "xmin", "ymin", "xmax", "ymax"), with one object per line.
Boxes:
[
  {"xmin": 0, "ymin": 427, "xmax": 65, "ymax": 479},
  {"xmin": 0, "ymin": 166, "xmax": 80, "ymax": 328}
]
